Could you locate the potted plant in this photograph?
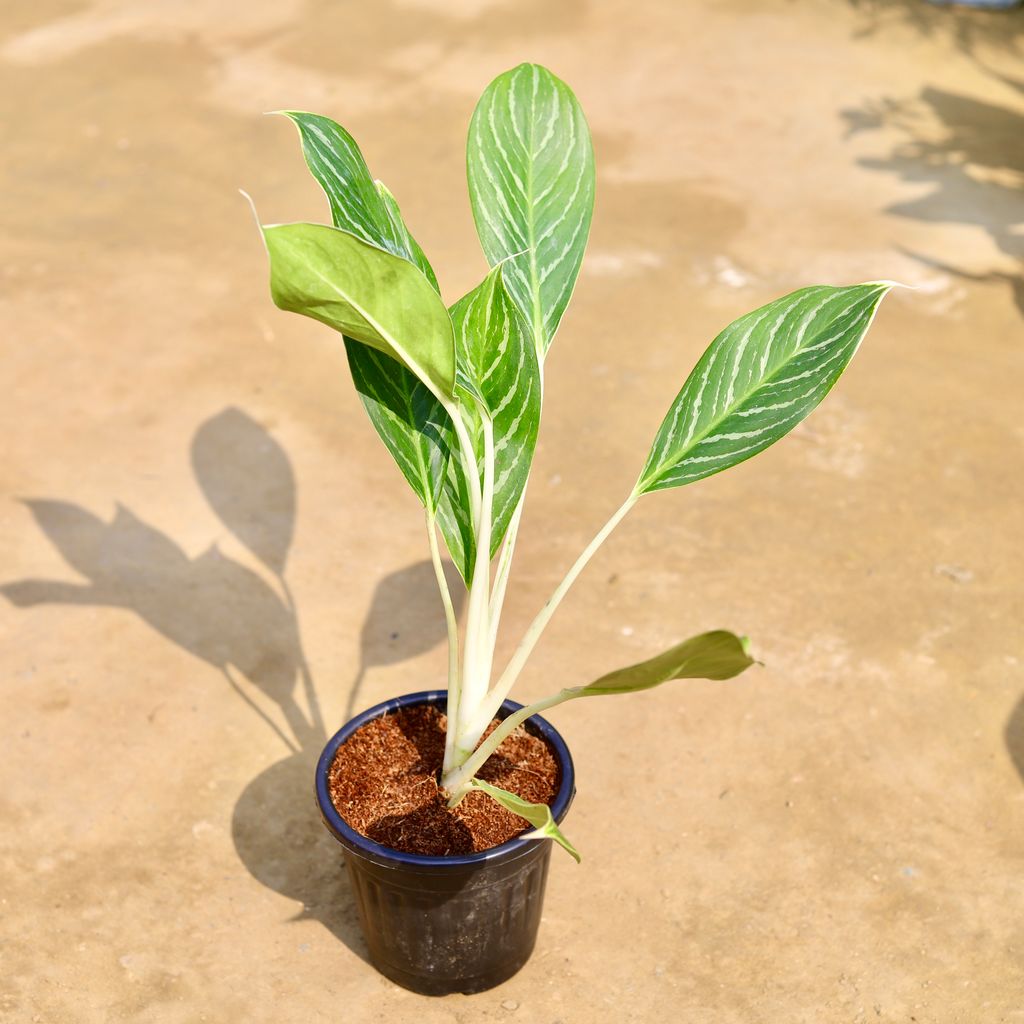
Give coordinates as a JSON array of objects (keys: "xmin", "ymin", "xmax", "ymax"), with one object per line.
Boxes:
[{"xmin": 249, "ymin": 63, "xmax": 893, "ymax": 995}]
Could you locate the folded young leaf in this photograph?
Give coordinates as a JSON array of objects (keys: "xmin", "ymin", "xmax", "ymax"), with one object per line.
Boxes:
[
  {"xmin": 636, "ymin": 283, "xmax": 892, "ymax": 493},
  {"xmin": 469, "ymin": 778, "xmax": 580, "ymax": 862},
  {"xmin": 468, "ymin": 63, "xmax": 595, "ymax": 358},
  {"xmin": 435, "ymin": 267, "xmax": 541, "ymax": 579},
  {"xmin": 574, "ymin": 630, "xmax": 755, "ymax": 696},
  {"xmin": 263, "ymin": 221, "xmax": 456, "ymax": 398}
]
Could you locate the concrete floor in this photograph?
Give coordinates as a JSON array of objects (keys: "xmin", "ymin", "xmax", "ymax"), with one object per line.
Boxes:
[{"xmin": 1, "ymin": 1, "xmax": 1022, "ymax": 1021}]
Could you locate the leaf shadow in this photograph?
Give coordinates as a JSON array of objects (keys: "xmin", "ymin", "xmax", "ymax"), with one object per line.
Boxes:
[{"xmin": 0, "ymin": 404, "xmax": 462, "ymax": 961}]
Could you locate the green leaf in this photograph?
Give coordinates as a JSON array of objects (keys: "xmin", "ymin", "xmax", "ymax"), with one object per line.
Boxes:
[
  {"xmin": 467, "ymin": 63, "xmax": 595, "ymax": 357},
  {"xmin": 636, "ymin": 284, "xmax": 892, "ymax": 493},
  {"xmin": 345, "ymin": 342, "xmax": 453, "ymax": 511},
  {"xmin": 263, "ymin": 220, "xmax": 456, "ymax": 398},
  {"xmin": 574, "ymin": 630, "xmax": 756, "ymax": 697},
  {"xmin": 280, "ymin": 111, "xmax": 440, "ymax": 291},
  {"xmin": 469, "ymin": 778, "xmax": 580, "ymax": 863},
  {"xmin": 434, "ymin": 266, "xmax": 541, "ymax": 579},
  {"xmin": 435, "ymin": 451, "xmax": 476, "ymax": 579},
  {"xmin": 277, "ymin": 112, "xmax": 452, "ymax": 514},
  {"xmin": 374, "ymin": 180, "xmax": 440, "ymax": 293}
]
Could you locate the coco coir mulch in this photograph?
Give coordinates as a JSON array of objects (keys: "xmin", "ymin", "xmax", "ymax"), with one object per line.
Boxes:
[{"xmin": 327, "ymin": 704, "xmax": 559, "ymax": 856}]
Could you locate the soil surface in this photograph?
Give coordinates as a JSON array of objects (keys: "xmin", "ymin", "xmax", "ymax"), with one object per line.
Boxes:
[
  {"xmin": 1, "ymin": 1, "xmax": 1022, "ymax": 1021},
  {"xmin": 327, "ymin": 705, "xmax": 559, "ymax": 855}
]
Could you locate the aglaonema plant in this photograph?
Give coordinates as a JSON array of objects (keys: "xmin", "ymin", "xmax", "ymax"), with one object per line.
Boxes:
[{"xmin": 252, "ymin": 63, "xmax": 892, "ymax": 862}]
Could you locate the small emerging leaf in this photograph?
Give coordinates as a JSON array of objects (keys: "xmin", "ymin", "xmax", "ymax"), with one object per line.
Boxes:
[
  {"xmin": 637, "ymin": 284, "xmax": 892, "ymax": 493},
  {"xmin": 467, "ymin": 63, "xmax": 595, "ymax": 357},
  {"xmin": 574, "ymin": 630, "xmax": 755, "ymax": 697},
  {"xmin": 263, "ymin": 221, "xmax": 456, "ymax": 398},
  {"xmin": 469, "ymin": 778, "xmax": 580, "ymax": 862}
]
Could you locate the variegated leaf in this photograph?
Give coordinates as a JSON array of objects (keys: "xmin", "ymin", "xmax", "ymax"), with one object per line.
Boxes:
[
  {"xmin": 434, "ymin": 268, "xmax": 541, "ymax": 581},
  {"xmin": 374, "ymin": 180, "xmax": 440, "ymax": 293},
  {"xmin": 279, "ymin": 112, "xmax": 452, "ymax": 514},
  {"xmin": 280, "ymin": 111, "xmax": 440, "ymax": 290},
  {"xmin": 636, "ymin": 284, "xmax": 892, "ymax": 493},
  {"xmin": 345, "ymin": 342, "xmax": 453, "ymax": 510},
  {"xmin": 468, "ymin": 778, "xmax": 580, "ymax": 862},
  {"xmin": 263, "ymin": 221, "xmax": 456, "ymax": 397},
  {"xmin": 435, "ymin": 451, "xmax": 476, "ymax": 581},
  {"xmin": 467, "ymin": 63, "xmax": 595, "ymax": 357}
]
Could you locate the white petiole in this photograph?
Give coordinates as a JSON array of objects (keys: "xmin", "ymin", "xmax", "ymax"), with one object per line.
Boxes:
[
  {"xmin": 443, "ymin": 412, "xmax": 495, "ymax": 774},
  {"xmin": 428, "ymin": 511, "xmax": 463, "ymax": 776},
  {"xmin": 437, "ymin": 455, "xmax": 639, "ymax": 791}
]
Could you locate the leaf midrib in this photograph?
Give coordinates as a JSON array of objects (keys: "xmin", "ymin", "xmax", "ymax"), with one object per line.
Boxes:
[{"xmin": 525, "ymin": 72, "xmax": 543, "ymax": 350}]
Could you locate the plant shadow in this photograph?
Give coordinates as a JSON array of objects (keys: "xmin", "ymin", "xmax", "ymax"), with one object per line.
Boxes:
[{"xmin": 0, "ymin": 405, "xmax": 462, "ymax": 960}]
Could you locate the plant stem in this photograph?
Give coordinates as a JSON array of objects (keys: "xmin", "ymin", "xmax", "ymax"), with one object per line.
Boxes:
[
  {"xmin": 488, "ymin": 491, "xmax": 525, "ymax": 650},
  {"xmin": 453, "ymin": 416, "xmax": 495, "ymax": 763},
  {"xmin": 443, "ymin": 688, "xmax": 575, "ymax": 799},
  {"xmin": 428, "ymin": 511, "xmax": 463, "ymax": 775},
  {"xmin": 466, "ymin": 491, "xmax": 639, "ymax": 742}
]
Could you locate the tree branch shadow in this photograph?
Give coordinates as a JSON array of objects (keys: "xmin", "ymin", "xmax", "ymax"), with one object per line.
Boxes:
[
  {"xmin": 845, "ymin": 0, "xmax": 1024, "ymax": 59},
  {"xmin": 0, "ymin": 405, "xmax": 463, "ymax": 960},
  {"xmin": 841, "ymin": 80, "xmax": 1024, "ymax": 316}
]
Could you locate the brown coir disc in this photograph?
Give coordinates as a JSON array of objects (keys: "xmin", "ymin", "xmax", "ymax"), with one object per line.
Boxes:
[{"xmin": 327, "ymin": 704, "xmax": 560, "ymax": 856}]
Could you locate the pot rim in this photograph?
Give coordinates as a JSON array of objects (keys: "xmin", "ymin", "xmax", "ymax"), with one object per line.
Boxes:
[{"xmin": 315, "ymin": 689, "xmax": 576, "ymax": 868}]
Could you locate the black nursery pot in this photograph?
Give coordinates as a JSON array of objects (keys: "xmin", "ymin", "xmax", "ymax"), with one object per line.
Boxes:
[{"xmin": 314, "ymin": 690, "xmax": 576, "ymax": 996}]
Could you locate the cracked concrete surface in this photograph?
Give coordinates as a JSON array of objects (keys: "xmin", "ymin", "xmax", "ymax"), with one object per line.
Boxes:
[{"xmin": 1, "ymin": 1, "xmax": 1022, "ymax": 1021}]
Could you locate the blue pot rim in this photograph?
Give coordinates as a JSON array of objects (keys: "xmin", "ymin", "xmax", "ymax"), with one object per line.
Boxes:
[{"xmin": 314, "ymin": 690, "xmax": 576, "ymax": 868}]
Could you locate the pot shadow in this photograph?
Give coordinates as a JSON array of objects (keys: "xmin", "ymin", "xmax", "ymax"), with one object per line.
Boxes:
[
  {"xmin": 841, "ymin": 79, "xmax": 1024, "ymax": 315},
  {"xmin": 0, "ymin": 405, "xmax": 462, "ymax": 960}
]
